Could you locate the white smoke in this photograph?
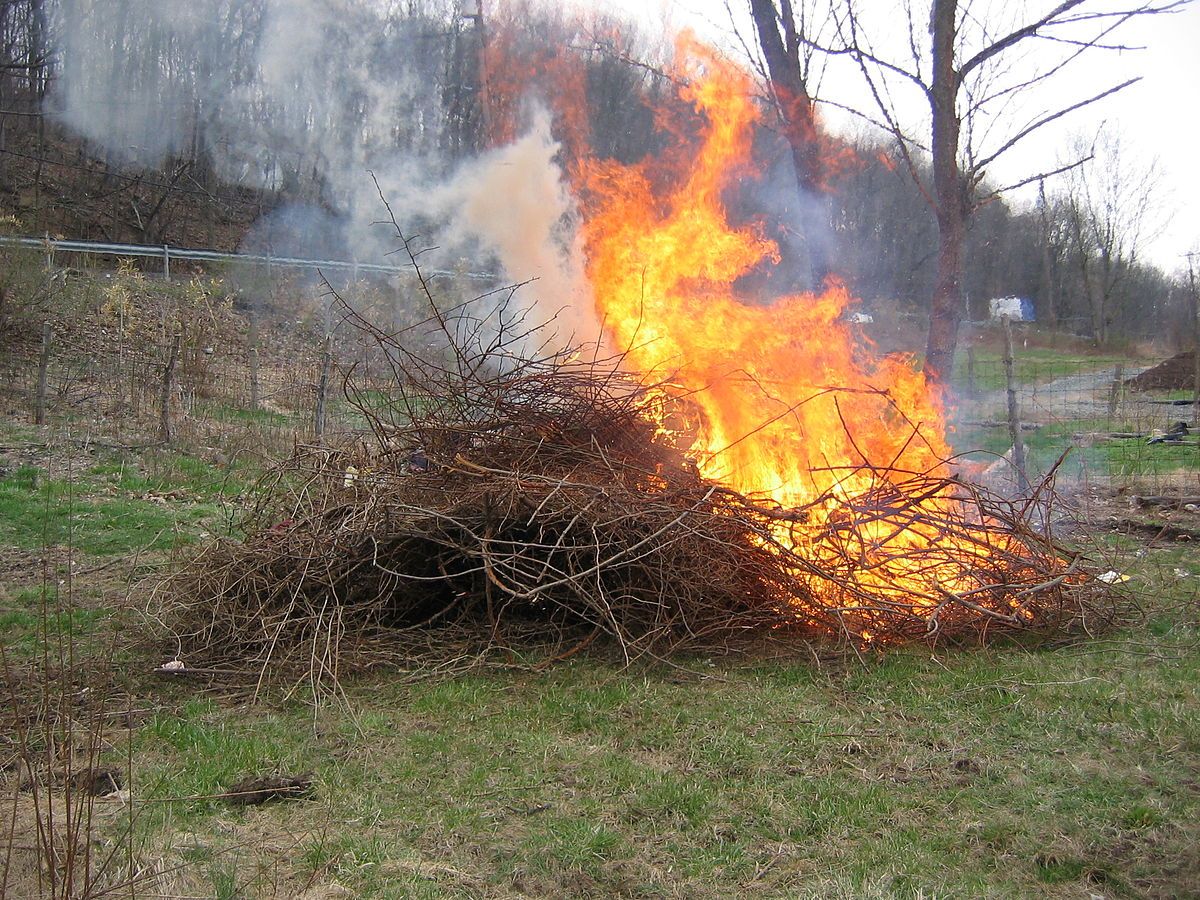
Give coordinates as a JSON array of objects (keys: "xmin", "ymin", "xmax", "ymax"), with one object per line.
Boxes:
[
  {"xmin": 438, "ymin": 110, "xmax": 595, "ymax": 344},
  {"xmin": 52, "ymin": 0, "xmax": 598, "ymax": 350}
]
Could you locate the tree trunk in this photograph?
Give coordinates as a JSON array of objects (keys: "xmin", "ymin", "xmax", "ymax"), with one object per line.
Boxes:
[
  {"xmin": 1037, "ymin": 180, "xmax": 1058, "ymax": 331},
  {"xmin": 748, "ymin": 0, "xmax": 829, "ymax": 288},
  {"xmin": 927, "ymin": 212, "xmax": 965, "ymax": 383},
  {"xmin": 1041, "ymin": 240, "xmax": 1058, "ymax": 331},
  {"xmin": 923, "ymin": 0, "xmax": 967, "ymax": 386},
  {"xmin": 1087, "ymin": 269, "xmax": 1107, "ymax": 345}
]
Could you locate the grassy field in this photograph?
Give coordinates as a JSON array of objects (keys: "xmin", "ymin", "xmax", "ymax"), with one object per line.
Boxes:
[
  {"xmin": 948, "ymin": 418, "xmax": 1200, "ymax": 482},
  {"xmin": 3, "ymin": 422, "xmax": 1199, "ymax": 898},
  {"xmin": 945, "ymin": 339, "xmax": 1200, "ymax": 485},
  {"xmin": 2, "ymin": 294, "xmax": 1199, "ymax": 897},
  {"xmin": 951, "ymin": 344, "xmax": 1135, "ymax": 393},
  {"xmin": 118, "ymin": 623, "xmax": 1200, "ymax": 899}
]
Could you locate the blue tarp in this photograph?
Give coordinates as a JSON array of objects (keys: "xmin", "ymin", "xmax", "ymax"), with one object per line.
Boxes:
[{"xmin": 989, "ymin": 297, "xmax": 1034, "ymax": 321}]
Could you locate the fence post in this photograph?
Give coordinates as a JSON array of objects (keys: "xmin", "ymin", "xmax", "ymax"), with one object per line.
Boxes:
[
  {"xmin": 35, "ymin": 322, "xmax": 51, "ymax": 425},
  {"xmin": 314, "ymin": 333, "xmax": 332, "ymax": 438},
  {"xmin": 1002, "ymin": 318, "xmax": 1030, "ymax": 494},
  {"xmin": 163, "ymin": 244, "xmax": 170, "ymax": 281},
  {"xmin": 160, "ymin": 330, "xmax": 181, "ymax": 444},
  {"xmin": 1193, "ymin": 270, "xmax": 1200, "ymax": 424},
  {"xmin": 1107, "ymin": 364, "xmax": 1124, "ymax": 420},
  {"xmin": 248, "ymin": 319, "xmax": 261, "ymax": 412}
]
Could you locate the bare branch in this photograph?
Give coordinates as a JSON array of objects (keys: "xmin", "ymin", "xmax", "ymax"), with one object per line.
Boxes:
[
  {"xmin": 972, "ymin": 77, "xmax": 1139, "ymax": 173},
  {"xmin": 960, "ymin": 1, "xmax": 1088, "ymax": 77},
  {"xmin": 813, "ymin": 96, "xmax": 930, "ymax": 154},
  {"xmin": 839, "ymin": 1, "xmax": 935, "ymax": 207},
  {"xmin": 985, "ymin": 153, "xmax": 1094, "ymax": 199},
  {"xmin": 961, "ymin": 0, "xmax": 1190, "ymax": 77}
]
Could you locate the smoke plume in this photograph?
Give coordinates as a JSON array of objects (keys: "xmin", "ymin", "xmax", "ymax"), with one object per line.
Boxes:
[{"xmin": 53, "ymin": 0, "xmax": 597, "ymax": 347}]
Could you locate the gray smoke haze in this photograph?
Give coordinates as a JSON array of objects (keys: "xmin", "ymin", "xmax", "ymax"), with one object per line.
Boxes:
[
  {"xmin": 432, "ymin": 110, "xmax": 594, "ymax": 341},
  {"xmin": 54, "ymin": 0, "xmax": 597, "ymax": 347}
]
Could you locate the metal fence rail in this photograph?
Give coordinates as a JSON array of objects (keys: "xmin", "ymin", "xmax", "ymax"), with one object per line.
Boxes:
[{"xmin": 0, "ymin": 234, "xmax": 494, "ymax": 281}]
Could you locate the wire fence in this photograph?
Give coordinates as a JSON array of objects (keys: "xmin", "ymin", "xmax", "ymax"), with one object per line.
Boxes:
[
  {"xmin": 0, "ymin": 271, "xmax": 435, "ymax": 461},
  {"xmin": 2, "ymin": 313, "xmax": 340, "ymax": 455},
  {"xmin": 3, "ymin": 266, "xmax": 1199, "ymax": 499},
  {"xmin": 949, "ymin": 339, "xmax": 1200, "ymax": 497},
  {"xmin": 0, "ymin": 234, "xmax": 495, "ymax": 282}
]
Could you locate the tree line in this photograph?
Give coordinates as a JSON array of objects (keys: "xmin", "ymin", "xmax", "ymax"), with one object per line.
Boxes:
[{"xmin": 0, "ymin": 0, "xmax": 1189, "ymax": 354}]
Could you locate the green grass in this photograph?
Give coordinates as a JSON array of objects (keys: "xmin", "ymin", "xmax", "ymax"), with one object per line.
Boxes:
[
  {"xmin": 0, "ymin": 466, "xmax": 223, "ymax": 555},
  {"xmin": 1102, "ymin": 438, "xmax": 1200, "ymax": 476},
  {"xmin": 89, "ymin": 448, "xmax": 253, "ymax": 502},
  {"xmin": 106, "ymin": 542, "xmax": 1199, "ymax": 898},
  {"xmin": 0, "ymin": 445, "xmax": 255, "ymax": 657},
  {"xmin": 0, "ymin": 446, "xmax": 252, "ymax": 558},
  {"xmin": 1152, "ymin": 389, "xmax": 1198, "ymax": 402},
  {"xmin": 5, "ymin": 377, "xmax": 1200, "ymax": 896},
  {"xmin": 11, "ymin": 485, "xmax": 1179, "ymax": 897},
  {"xmin": 0, "ymin": 579, "xmax": 123, "ymax": 666},
  {"xmin": 4, "ymin": 512, "xmax": 1195, "ymax": 897},
  {"xmin": 327, "ymin": 387, "xmax": 433, "ymax": 432},
  {"xmin": 949, "ymin": 418, "xmax": 1094, "ymax": 470},
  {"xmin": 135, "ymin": 699, "xmax": 318, "ymax": 814},
  {"xmin": 949, "ymin": 416, "xmax": 1200, "ymax": 479},
  {"xmin": 0, "ymin": 602, "xmax": 108, "ymax": 653},
  {"xmin": 191, "ymin": 399, "xmax": 297, "ymax": 429},
  {"xmin": 953, "ymin": 346, "xmax": 1133, "ymax": 392}
]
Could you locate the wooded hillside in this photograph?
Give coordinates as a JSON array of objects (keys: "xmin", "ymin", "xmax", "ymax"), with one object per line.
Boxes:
[{"xmin": 0, "ymin": 0, "xmax": 1186, "ymax": 346}]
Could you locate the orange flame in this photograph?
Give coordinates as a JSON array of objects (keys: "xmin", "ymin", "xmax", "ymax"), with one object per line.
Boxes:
[
  {"xmin": 565, "ymin": 37, "xmax": 1024, "ymax": 620},
  {"xmin": 466, "ymin": 27, "xmax": 1058, "ymax": 628},
  {"xmin": 575, "ymin": 39, "xmax": 948, "ymax": 511},
  {"xmin": 482, "ymin": 8, "xmax": 590, "ymax": 154}
]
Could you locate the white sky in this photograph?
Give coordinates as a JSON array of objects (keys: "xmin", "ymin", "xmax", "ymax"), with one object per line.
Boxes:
[{"xmin": 598, "ymin": 0, "xmax": 1200, "ymax": 274}]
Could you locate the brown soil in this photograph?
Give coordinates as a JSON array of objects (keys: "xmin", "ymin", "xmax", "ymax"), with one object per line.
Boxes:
[
  {"xmin": 0, "ymin": 126, "xmax": 262, "ymax": 252},
  {"xmin": 1125, "ymin": 351, "xmax": 1197, "ymax": 391}
]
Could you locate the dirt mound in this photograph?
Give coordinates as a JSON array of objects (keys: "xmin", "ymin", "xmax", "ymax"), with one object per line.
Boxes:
[{"xmin": 1126, "ymin": 351, "xmax": 1196, "ymax": 391}]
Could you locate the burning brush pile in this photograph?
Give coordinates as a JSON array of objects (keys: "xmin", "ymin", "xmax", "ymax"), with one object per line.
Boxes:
[
  {"xmin": 163, "ymin": 345, "xmax": 802, "ymax": 671},
  {"xmin": 158, "ymin": 37, "xmax": 1117, "ymax": 680},
  {"xmin": 158, "ymin": 308, "xmax": 1113, "ymax": 679}
]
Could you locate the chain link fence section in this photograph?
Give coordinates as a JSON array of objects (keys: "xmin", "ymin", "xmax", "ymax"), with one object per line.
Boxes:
[
  {"xmin": 951, "ymin": 336, "xmax": 1200, "ymax": 498},
  {"xmin": 5, "ymin": 264, "xmax": 1200, "ymax": 501}
]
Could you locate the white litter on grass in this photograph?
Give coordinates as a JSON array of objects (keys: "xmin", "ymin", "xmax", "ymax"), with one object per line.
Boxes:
[
  {"xmin": 1097, "ymin": 570, "xmax": 1129, "ymax": 584},
  {"xmin": 159, "ymin": 659, "xmax": 185, "ymax": 671},
  {"xmin": 1175, "ymin": 568, "xmax": 1191, "ymax": 578}
]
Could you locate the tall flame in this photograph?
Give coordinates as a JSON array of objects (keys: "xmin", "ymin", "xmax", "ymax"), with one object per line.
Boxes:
[
  {"xmin": 564, "ymin": 37, "xmax": 1023, "ymax": 623},
  {"xmin": 575, "ymin": 39, "xmax": 948, "ymax": 511}
]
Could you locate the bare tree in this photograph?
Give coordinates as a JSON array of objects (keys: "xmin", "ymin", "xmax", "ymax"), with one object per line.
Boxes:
[
  {"xmin": 748, "ymin": 0, "xmax": 836, "ymax": 285},
  {"xmin": 1036, "ymin": 177, "xmax": 1063, "ymax": 331},
  {"xmin": 827, "ymin": 133, "xmax": 937, "ymax": 305},
  {"xmin": 1060, "ymin": 131, "xmax": 1162, "ymax": 344},
  {"xmin": 747, "ymin": 0, "xmax": 1187, "ymax": 383}
]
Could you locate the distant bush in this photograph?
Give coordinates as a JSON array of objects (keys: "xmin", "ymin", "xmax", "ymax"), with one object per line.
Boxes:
[{"xmin": 0, "ymin": 220, "xmax": 63, "ymax": 349}]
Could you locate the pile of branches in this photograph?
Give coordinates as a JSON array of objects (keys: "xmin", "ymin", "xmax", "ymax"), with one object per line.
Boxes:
[
  {"xmin": 157, "ymin": 269, "xmax": 1117, "ymax": 684},
  {"xmin": 160, "ymin": 352, "xmax": 803, "ymax": 677}
]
